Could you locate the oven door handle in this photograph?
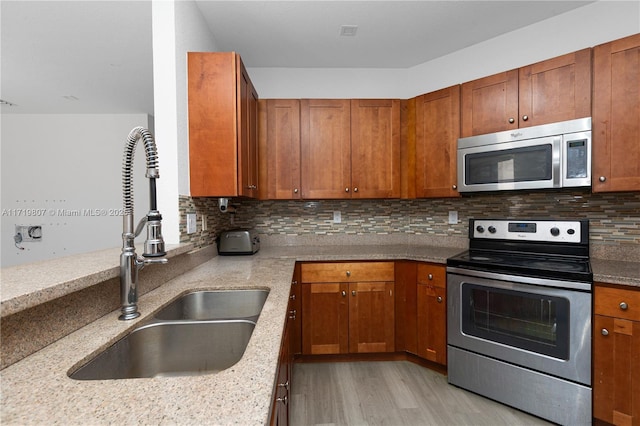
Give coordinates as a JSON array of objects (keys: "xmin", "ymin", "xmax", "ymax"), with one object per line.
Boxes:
[{"xmin": 445, "ymin": 267, "xmax": 592, "ymax": 292}]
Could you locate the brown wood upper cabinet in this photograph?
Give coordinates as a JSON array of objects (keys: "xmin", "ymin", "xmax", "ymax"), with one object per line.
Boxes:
[
  {"xmin": 300, "ymin": 99, "xmax": 401, "ymax": 199},
  {"xmin": 188, "ymin": 52, "xmax": 259, "ymax": 197},
  {"xmin": 593, "ymin": 33, "xmax": 640, "ymax": 193},
  {"xmin": 300, "ymin": 262, "xmax": 395, "ymax": 355},
  {"xmin": 461, "ymin": 48, "xmax": 592, "ymax": 137},
  {"xmin": 264, "ymin": 99, "xmax": 302, "ymax": 199},
  {"xmin": 414, "ymin": 86, "xmax": 461, "ymax": 198}
]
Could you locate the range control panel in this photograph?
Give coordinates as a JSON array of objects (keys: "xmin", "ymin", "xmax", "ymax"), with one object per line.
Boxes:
[{"xmin": 471, "ymin": 219, "xmax": 584, "ymax": 243}]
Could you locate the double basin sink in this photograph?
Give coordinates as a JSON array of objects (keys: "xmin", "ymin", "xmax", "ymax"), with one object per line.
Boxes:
[{"xmin": 69, "ymin": 289, "xmax": 269, "ymax": 380}]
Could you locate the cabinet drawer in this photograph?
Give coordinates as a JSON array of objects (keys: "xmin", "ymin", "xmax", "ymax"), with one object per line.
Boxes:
[
  {"xmin": 416, "ymin": 263, "xmax": 446, "ymax": 288},
  {"xmin": 301, "ymin": 262, "xmax": 394, "ymax": 283},
  {"xmin": 595, "ymin": 284, "xmax": 640, "ymax": 321}
]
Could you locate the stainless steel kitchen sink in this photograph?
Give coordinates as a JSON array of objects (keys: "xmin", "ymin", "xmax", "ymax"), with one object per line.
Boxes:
[
  {"xmin": 69, "ymin": 320, "xmax": 256, "ymax": 380},
  {"xmin": 154, "ymin": 289, "xmax": 269, "ymax": 321}
]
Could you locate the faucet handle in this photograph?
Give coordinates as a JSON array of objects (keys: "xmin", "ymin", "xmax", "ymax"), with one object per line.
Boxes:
[{"xmin": 142, "ymin": 257, "xmax": 168, "ymax": 265}]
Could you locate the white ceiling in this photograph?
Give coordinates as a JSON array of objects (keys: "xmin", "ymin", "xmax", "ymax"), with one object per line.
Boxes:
[{"xmin": 1, "ymin": 1, "xmax": 593, "ymax": 115}]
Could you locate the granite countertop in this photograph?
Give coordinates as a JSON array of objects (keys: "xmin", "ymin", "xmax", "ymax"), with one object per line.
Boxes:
[{"xmin": 1, "ymin": 243, "xmax": 638, "ymax": 425}]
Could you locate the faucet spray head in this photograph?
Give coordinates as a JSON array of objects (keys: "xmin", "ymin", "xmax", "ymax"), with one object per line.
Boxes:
[{"xmin": 143, "ymin": 211, "xmax": 166, "ymax": 257}]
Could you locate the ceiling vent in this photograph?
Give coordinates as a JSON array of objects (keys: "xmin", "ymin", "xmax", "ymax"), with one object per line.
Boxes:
[{"xmin": 339, "ymin": 25, "xmax": 358, "ymax": 37}]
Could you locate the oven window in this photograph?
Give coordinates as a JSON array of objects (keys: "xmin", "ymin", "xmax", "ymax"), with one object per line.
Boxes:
[
  {"xmin": 461, "ymin": 284, "xmax": 569, "ymax": 359},
  {"xmin": 465, "ymin": 144, "xmax": 553, "ymax": 185}
]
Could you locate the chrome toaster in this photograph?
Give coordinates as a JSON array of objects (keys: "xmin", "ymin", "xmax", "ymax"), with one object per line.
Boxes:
[{"xmin": 217, "ymin": 229, "xmax": 260, "ymax": 255}]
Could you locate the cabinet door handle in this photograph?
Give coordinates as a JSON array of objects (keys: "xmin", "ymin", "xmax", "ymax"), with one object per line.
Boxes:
[
  {"xmin": 276, "ymin": 395, "xmax": 288, "ymax": 405},
  {"xmin": 522, "ymin": 115, "xmax": 528, "ymax": 121},
  {"xmin": 289, "ymin": 310, "xmax": 296, "ymax": 319},
  {"xmin": 599, "ymin": 176, "xmax": 607, "ymax": 182},
  {"xmin": 354, "ymin": 187, "xmax": 358, "ymax": 193},
  {"xmin": 437, "ymin": 296, "xmax": 443, "ymax": 303},
  {"xmin": 289, "ymin": 294, "xmax": 296, "ymax": 300},
  {"xmin": 601, "ymin": 328, "xmax": 609, "ymax": 336},
  {"xmin": 508, "ymin": 117, "xmax": 515, "ymax": 124},
  {"xmin": 345, "ymin": 187, "xmax": 350, "ymax": 193},
  {"xmin": 620, "ymin": 302, "xmax": 628, "ymax": 311},
  {"xmin": 352, "ymin": 290, "xmax": 356, "ymax": 296},
  {"xmin": 278, "ymin": 380, "xmax": 289, "ymax": 390},
  {"xmin": 346, "ymin": 271, "xmax": 351, "ymax": 277},
  {"xmin": 341, "ymin": 290, "xmax": 346, "ymax": 297},
  {"xmin": 428, "ymin": 274, "xmax": 433, "ymax": 280},
  {"xmin": 294, "ymin": 188, "xmax": 299, "ymax": 194},
  {"xmin": 452, "ymin": 184, "xmax": 457, "ymax": 190}
]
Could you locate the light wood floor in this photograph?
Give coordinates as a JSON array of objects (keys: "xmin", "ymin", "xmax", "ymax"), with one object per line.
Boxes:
[{"xmin": 291, "ymin": 361, "xmax": 553, "ymax": 426}]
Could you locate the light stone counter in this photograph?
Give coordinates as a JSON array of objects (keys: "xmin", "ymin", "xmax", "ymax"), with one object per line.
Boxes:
[{"xmin": 2, "ymin": 243, "xmax": 638, "ymax": 425}]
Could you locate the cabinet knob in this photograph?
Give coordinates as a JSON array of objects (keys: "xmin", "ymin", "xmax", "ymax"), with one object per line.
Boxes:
[
  {"xmin": 289, "ymin": 294, "xmax": 296, "ymax": 300},
  {"xmin": 522, "ymin": 115, "xmax": 528, "ymax": 121},
  {"xmin": 452, "ymin": 184, "xmax": 457, "ymax": 190},
  {"xmin": 276, "ymin": 395, "xmax": 288, "ymax": 405},
  {"xmin": 346, "ymin": 271, "xmax": 351, "ymax": 277},
  {"xmin": 354, "ymin": 187, "xmax": 358, "ymax": 193},
  {"xmin": 620, "ymin": 302, "xmax": 628, "ymax": 311},
  {"xmin": 278, "ymin": 380, "xmax": 289, "ymax": 390},
  {"xmin": 294, "ymin": 188, "xmax": 299, "ymax": 194},
  {"xmin": 599, "ymin": 176, "xmax": 607, "ymax": 182},
  {"xmin": 345, "ymin": 187, "xmax": 350, "ymax": 193},
  {"xmin": 601, "ymin": 328, "xmax": 609, "ymax": 336},
  {"xmin": 341, "ymin": 290, "xmax": 346, "ymax": 297},
  {"xmin": 428, "ymin": 273, "xmax": 433, "ymax": 280},
  {"xmin": 352, "ymin": 290, "xmax": 356, "ymax": 296},
  {"xmin": 437, "ymin": 296, "xmax": 443, "ymax": 303},
  {"xmin": 508, "ymin": 118, "xmax": 515, "ymax": 124},
  {"xmin": 289, "ymin": 309, "xmax": 296, "ymax": 319}
]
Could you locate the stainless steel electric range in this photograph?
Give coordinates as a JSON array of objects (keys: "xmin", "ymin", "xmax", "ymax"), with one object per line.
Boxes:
[{"xmin": 446, "ymin": 219, "xmax": 592, "ymax": 425}]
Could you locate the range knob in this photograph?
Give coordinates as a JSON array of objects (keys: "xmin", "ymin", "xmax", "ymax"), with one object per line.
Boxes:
[
  {"xmin": 550, "ymin": 227, "xmax": 560, "ymax": 236},
  {"xmin": 476, "ymin": 225, "xmax": 485, "ymax": 233},
  {"xmin": 488, "ymin": 226, "xmax": 497, "ymax": 234}
]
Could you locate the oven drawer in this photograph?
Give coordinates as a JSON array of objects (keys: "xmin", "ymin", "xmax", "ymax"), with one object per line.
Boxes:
[{"xmin": 595, "ymin": 284, "xmax": 640, "ymax": 321}]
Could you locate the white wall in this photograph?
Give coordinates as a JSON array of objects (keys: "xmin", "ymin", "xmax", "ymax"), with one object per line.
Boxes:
[
  {"xmin": 1, "ymin": 114, "xmax": 150, "ymax": 267},
  {"xmin": 249, "ymin": 1, "xmax": 640, "ymax": 99},
  {"xmin": 151, "ymin": 0, "xmax": 218, "ymax": 243}
]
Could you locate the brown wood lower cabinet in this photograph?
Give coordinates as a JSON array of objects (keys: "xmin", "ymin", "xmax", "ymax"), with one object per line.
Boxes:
[
  {"xmin": 594, "ymin": 283, "xmax": 640, "ymax": 426},
  {"xmin": 300, "ymin": 262, "xmax": 395, "ymax": 355},
  {"xmin": 416, "ymin": 263, "xmax": 447, "ymax": 365}
]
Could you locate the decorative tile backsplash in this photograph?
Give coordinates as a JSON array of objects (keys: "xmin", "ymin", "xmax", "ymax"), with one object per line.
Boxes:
[{"xmin": 180, "ymin": 189, "xmax": 640, "ymax": 248}]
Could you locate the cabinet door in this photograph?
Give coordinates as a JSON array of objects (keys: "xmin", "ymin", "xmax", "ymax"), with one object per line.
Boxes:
[
  {"xmin": 266, "ymin": 99, "xmax": 301, "ymax": 199},
  {"xmin": 238, "ymin": 60, "xmax": 259, "ymax": 198},
  {"xmin": 300, "ymin": 99, "xmax": 351, "ymax": 199},
  {"xmin": 290, "ymin": 263, "xmax": 302, "ymax": 356},
  {"xmin": 188, "ymin": 52, "xmax": 239, "ymax": 196},
  {"xmin": 301, "ymin": 282, "xmax": 348, "ymax": 354},
  {"xmin": 348, "ymin": 281, "xmax": 395, "ymax": 353},
  {"xmin": 415, "ymin": 86, "xmax": 461, "ymax": 198},
  {"xmin": 518, "ymin": 48, "xmax": 592, "ymax": 128},
  {"xmin": 416, "ymin": 284, "xmax": 447, "ymax": 365},
  {"xmin": 593, "ymin": 315, "xmax": 640, "ymax": 425},
  {"xmin": 593, "ymin": 33, "xmax": 640, "ymax": 192},
  {"xmin": 461, "ymin": 70, "xmax": 519, "ymax": 137},
  {"xmin": 350, "ymin": 99, "xmax": 401, "ymax": 198},
  {"xmin": 416, "ymin": 263, "xmax": 447, "ymax": 365}
]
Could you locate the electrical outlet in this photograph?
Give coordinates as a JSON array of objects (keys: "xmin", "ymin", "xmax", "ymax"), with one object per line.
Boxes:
[
  {"xmin": 333, "ymin": 211, "xmax": 342, "ymax": 223},
  {"xmin": 186, "ymin": 213, "xmax": 197, "ymax": 234},
  {"xmin": 14, "ymin": 225, "xmax": 43, "ymax": 242},
  {"xmin": 448, "ymin": 211, "xmax": 458, "ymax": 224}
]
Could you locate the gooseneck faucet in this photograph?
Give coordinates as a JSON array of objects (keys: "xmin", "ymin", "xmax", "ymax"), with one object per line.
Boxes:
[{"xmin": 119, "ymin": 127, "xmax": 168, "ymax": 320}]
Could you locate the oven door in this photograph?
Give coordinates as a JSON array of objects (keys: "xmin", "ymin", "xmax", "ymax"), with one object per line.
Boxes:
[{"xmin": 447, "ymin": 271, "xmax": 591, "ymax": 385}]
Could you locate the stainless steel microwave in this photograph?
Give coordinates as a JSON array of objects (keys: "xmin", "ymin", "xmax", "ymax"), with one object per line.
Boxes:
[{"xmin": 457, "ymin": 117, "xmax": 591, "ymax": 193}]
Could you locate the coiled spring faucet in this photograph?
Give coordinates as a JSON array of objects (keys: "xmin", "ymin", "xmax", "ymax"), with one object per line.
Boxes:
[{"xmin": 119, "ymin": 127, "xmax": 168, "ymax": 320}]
